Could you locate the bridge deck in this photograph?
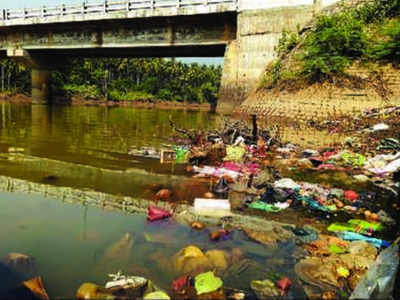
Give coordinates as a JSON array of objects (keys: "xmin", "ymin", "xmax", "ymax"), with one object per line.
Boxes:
[{"xmin": 0, "ymin": 0, "xmax": 238, "ymax": 27}]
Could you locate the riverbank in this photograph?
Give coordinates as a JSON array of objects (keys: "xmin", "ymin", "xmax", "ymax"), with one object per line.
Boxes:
[{"xmin": 0, "ymin": 93, "xmax": 212, "ymax": 111}]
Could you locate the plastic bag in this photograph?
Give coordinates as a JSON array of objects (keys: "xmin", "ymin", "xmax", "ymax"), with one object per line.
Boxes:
[
  {"xmin": 147, "ymin": 205, "xmax": 172, "ymax": 222},
  {"xmin": 175, "ymin": 147, "xmax": 189, "ymax": 164},
  {"xmin": 194, "ymin": 272, "xmax": 223, "ymax": 295},
  {"xmin": 350, "ymin": 240, "xmax": 399, "ymax": 299}
]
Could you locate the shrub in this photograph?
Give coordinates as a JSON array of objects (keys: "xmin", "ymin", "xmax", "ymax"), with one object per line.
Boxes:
[{"xmin": 302, "ymin": 13, "xmax": 367, "ymax": 80}]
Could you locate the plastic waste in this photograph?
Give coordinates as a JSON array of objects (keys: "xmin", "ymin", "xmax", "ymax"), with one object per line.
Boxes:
[
  {"xmin": 337, "ymin": 231, "xmax": 390, "ymax": 248},
  {"xmin": 350, "ymin": 240, "xmax": 399, "ymax": 299},
  {"xmin": 175, "ymin": 147, "xmax": 189, "ymax": 164},
  {"xmin": 248, "ymin": 201, "xmax": 289, "ymax": 212},
  {"xmin": 223, "ymin": 145, "xmax": 246, "ymax": 162},
  {"xmin": 213, "ymin": 177, "xmax": 230, "ymax": 194},
  {"xmin": 328, "ymin": 219, "xmax": 383, "ymax": 235},
  {"xmin": 147, "ymin": 205, "xmax": 172, "ymax": 222},
  {"xmin": 192, "ymin": 166, "xmax": 240, "ymax": 180},
  {"xmin": 341, "ymin": 152, "xmax": 366, "ymax": 166},
  {"xmin": 274, "ymin": 178, "xmax": 300, "ymax": 190},
  {"xmin": 144, "ymin": 291, "xmax": 170, "ymax": 299},
  {"xmin": 193, "ymin": 198, "xmax": 231, "ymax": 217},
  {"xmin": 194, "ymin": 272, "xmax": 223, "ymax": 295},
  {"xmin": 344, "ymin": 190, "xmax": 358, "ymax": 201},
  {"xmin": 372, "ymin": 123, "xmax": 389, "ymax": 131},
  {"xmin": 276, "ymin": 277, "xmax": 291, "ymax": 295},
  {"xmin": 172, "ymin": 275, "xmax": 192, "ymax": 293}
]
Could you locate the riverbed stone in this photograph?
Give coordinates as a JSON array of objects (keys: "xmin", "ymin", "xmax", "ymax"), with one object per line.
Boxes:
[
  {"xmin": 250, "ymin": 279, "xmax": 280, "ymax": 298},
  {"xmin": 76, "ymin": 283, "xmax": 115, "ymax": 300},
  {"xmin": 172, "ymin": 246, "xmax": 213, "ymax": 276},
  {"xmin": 205, "ymin": 250, "xmax": 229, "ymax": 273}
]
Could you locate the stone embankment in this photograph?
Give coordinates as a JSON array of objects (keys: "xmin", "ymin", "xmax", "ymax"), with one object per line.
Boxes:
[{"xmin": 0, "ymin": 174, "xmax": 295, "ymax": 235}]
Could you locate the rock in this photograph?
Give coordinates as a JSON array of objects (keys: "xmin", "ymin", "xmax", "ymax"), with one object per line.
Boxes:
[
  {"xmin": 144, "ymin": 291, "xmax": 170, "ymax": 299},
  {"xmin": 197, "ymin": 288, "xmax": 225, "ymax": 300},
  {"xmin": 155, "ymin": 189, "xmax": 171, "ymax": 201},
  {"xmin": 348, "ymin": 241, "xmax": 377, "ymax": 258},
  {"xmin": 230, "ymin": 248, "xmax": 243, "ymax": 264},
  {"xmin": 243, "ymin": 227, "xmax": 292, "ymax": 247},
  {"xmin": 172, "ymin": 246, "xmax": 213, "ymax": 276},
  {"xmin": 204, "ymin": 192, "xmax": 215, "ymax": 199},
  {"xmin": 95, "ymin": 233, "xmax": 135, "ymax": 273},
  {"xmin": 295, "ymin": 258, "xmax": 340, "ymax": 292},
  {"xmin": 205, "ymin": 250, "xmax": 229, "ymax": 272},
  {"xmin": 76, "ymin": 283, "xmax": 115, "ymax": 300},
  {"xmin": 23, "ymin": 277, "xmax": 49, "ymax": 300},
  {"xmin": 209, "ymin": 231, "xmax": 222, "ymax": 241},
  {"xmin": 191, "ymin": 221, "xmax": 205, "ymax": 230},
  {"xmin": 250, "ymin": 279, "xmax": 280, "ymax": 298},
  {"xmin": 103, "ymin": 233, "xmax": 135, "ymax": 260},
  {"xmin": 3, "ymin": 253, "xmax": 37, "ymax": 279}
]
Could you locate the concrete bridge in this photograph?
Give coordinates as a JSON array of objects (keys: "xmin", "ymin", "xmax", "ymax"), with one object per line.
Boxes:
[{"xmin": 0, "ymin": 0, "xmax": 339, "ymax": 112}]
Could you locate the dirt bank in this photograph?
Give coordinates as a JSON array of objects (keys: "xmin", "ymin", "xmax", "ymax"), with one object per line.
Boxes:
[{"xmin": 0, "ymin": 93, "xmax": 211, "ymax": 111}]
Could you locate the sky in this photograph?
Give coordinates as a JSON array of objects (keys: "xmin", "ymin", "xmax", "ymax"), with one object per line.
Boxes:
[{"xmin": 1, "ymin": 0, "xmax": 223, "ymax": 65}]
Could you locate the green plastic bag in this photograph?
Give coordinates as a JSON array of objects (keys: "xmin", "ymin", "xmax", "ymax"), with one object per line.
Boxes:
[
  {"xmin": 175, "ymin": 147, "xmax": 189, "ymax": 164},
  {"xmin": 248, "ymin": 201, "xmax": 285, "ymax": 212},
  {"xmin": 194, "ymin": 272, "xmax": 223, "ymax": 295},
  {"xmin": 328, "ymin": 219, "xmax": 383, "ymax": 234},
  {"xmin": 144, "ymin": 291, "xmax": 170, "ymax": 299},
  {"xmin": 329, "ymin": 243, "xmax": 346, "ymax": 254},
  {"xmin": 341, "ymin": 152, "xmax": 366, "ymax": 167}
]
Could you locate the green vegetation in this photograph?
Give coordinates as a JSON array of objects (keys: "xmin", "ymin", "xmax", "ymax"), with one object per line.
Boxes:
[
  {"xmin": 262, "ymin": 0, "xmax": 400, "ymax": 93},
  {"xmin": 0, "ymin": 58, "xmax": 222, "ymax": 104}
]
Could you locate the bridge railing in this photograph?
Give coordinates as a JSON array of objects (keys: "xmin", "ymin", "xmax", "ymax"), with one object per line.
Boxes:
[{"xmin": 0, "ymin": 0, "xmax": 238, "ymax": 21}]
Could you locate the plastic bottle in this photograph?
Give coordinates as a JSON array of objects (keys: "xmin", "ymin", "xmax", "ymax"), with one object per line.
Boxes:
[{"xmin": 350, "ymin": 240, "xmax": 399, "ymax": 299}]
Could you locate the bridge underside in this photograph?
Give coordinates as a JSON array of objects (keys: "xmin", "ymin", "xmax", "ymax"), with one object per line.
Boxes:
[
  {"xmin": 0, "ymin": 12, "xmax": 234, "ymax": 105},
  {"xmin": 0, "ymin": 44, "xmax": 226, "ymax": 58}
]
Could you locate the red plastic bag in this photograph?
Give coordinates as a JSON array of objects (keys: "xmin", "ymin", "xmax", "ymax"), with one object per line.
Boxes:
[
  {"xmin": 276, "ymin": 277, "xmax": 291, "ymax": 295},
  {"xmin": 344, "ymin": 190, "xmax": 358, "ymax": 201},
  {"xmin": 172, "ymin": 275, "xmax": 191, "ymax": 294},
  {"xmin": 147, "ymin": 205, "xmax": 172, "ymax": 222}
]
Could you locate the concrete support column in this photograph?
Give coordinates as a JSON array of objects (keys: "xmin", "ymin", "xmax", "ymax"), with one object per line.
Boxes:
[
  {"xmin": 31, "ymin": 69, "xmax": 51, "ymax": 105},
  {"xmin": 217, "ymin": 41, "xmax": 240, "ymax": 114}
]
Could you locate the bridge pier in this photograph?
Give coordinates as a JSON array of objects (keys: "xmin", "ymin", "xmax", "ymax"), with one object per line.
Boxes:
[
  {"xmin": 31, "ymin": 69, "xmax": 51, "ymax": 105},
  {"xmin": 6, "ymin": 49, "xmax": 57, "ymax": 105},
  {"xmin": 217, "ymin": 0, "xmax": 325, "ymax": 114}
]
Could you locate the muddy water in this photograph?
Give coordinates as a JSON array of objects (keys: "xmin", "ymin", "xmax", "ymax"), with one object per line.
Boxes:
[
  {"xmin": 0, "ymin": 103, "xmax": 303, "ymax": 298},
  {"xmin": 0, "ymin": 191, "xmax": 303, "ymax": 298},
  {"xmin": 0, "ymin": 103, "xmax": 218, "ymax": 200}
]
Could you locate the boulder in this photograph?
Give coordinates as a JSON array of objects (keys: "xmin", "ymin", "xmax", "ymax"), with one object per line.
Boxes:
[
  {"xmin": 250, "ymin": 279, "xmax": 280, "ymax": 298},
  {"xmin": 172, "ymin": 246, "xmax": 213, "ymax": 276},
  {"xmin": 205, "ymin": 250, "xmax": 229, "ymax": 273},
  {"xmin": 76, "ymin": 283, "xmax": 115, "ymax": 300}
]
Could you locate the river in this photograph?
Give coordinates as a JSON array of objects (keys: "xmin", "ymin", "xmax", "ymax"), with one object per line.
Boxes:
[{"xmin": 0, "ymin": 103, "xmax": 305, "ymax": 299}]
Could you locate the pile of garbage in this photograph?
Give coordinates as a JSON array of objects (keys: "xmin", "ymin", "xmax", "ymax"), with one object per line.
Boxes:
[{"xmin": 146, "ymin": 114, "xmax": 400, "ymax": 299}]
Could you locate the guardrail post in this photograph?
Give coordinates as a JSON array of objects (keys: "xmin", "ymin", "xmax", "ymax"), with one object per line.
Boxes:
[
  {"xmin": 177, "ymin": 0, "xmax": 180, "ymax": 8},
  {"xmin": 151, "ymin": 0, "xmax": 154, "ymax": 10},
  {"xmin": 61, "ymin": 4, "xmax": 65, "ymax": 16},
  {"xmin": 104, "ymin": 0, "xmax": 107, "ymax": 13},
  {"xmin": 82, "ymin": 2, "xmax": 85, "ymax": 14},
  {"xmin": 41, "ymin": 6, "xmax": 45, "ymax": 18},
  {"xmin": 1, "ymin": 9, "xmax": 5, "ymax": 21},
  {"xmin": 126, "ymin": 0, "xmax": 130, "ymax": 11},
  {"xmin": 204, "ymin": 0, "xmax": 208, "ymax": 6}
]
